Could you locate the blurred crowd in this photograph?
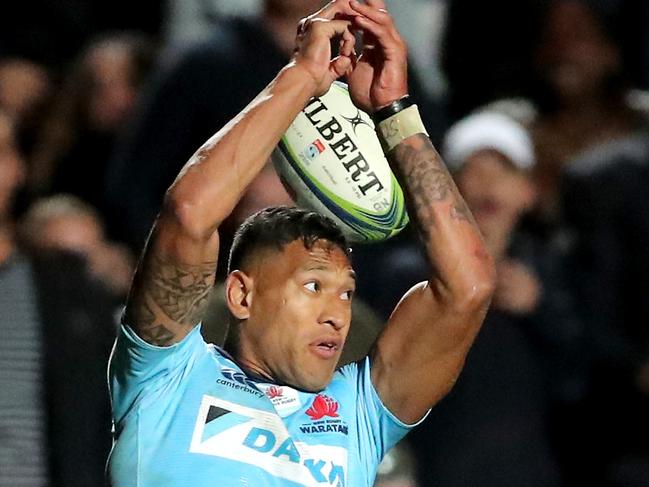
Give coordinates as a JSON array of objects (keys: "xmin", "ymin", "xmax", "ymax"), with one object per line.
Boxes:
[{"xmin": 1, "ymin": 0, "xmax": 649, "ymax": 485}]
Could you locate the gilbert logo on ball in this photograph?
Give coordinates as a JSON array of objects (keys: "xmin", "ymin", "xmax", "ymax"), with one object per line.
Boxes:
[{"xmin": 272, "ymin": 81, "xmax": 409, "ymax": 243}]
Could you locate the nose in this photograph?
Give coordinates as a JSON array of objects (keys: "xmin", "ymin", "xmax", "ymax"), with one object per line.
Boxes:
[
  {"xmin": 322, "ymin": 315, "xmax": 345, "ymax": 331},
  {"xmin": 318, "ymin": 297, "xmax": 349, "ymax": 331}
]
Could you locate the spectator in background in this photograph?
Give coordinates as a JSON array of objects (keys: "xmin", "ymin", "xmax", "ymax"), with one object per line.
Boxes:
[
  {"xmin": 0, "ymin": 56, "xmax": 53, "ymax": 154},
  {"xmin": 19, "ymin": 194, "xmax": 134, "ymax": 298},
  {"xmin": 104, "ymin": 0, "xmax": 437, "ymax": 254},
  {"xmin": 27, "ymin": 32, "xmax": 157, "ymax": 230},
  {"xmin": 560, "ymin": 123, "xmax": 649, "ymax": 487},
  {"xmin": 0, "ymin": 57, "xmax": 51, "ymax": 130},
  {"xmin": 163, "ymin": 0, "xmax": 449, "ymax": 103},
  {"xmin": 0, "ymin": 109, "xmax": 117, "ymax": 486},
  {"xmin": 439, "ymin": 4, "xmax": 649, "ymax": 482},
  {"xmin": 164, "ymin": 0, "xmax": 261, "ymax": 48},
  {"xmin": 0, "ymin": 0, "xmax": 162, "ymax": 72},
  {"xmin": 530, "ymin": 0, "xmax": 649, "ymax": 225},
  {"xmin": 409, "ymin": 110, "xmax": 585, "ymax": 487},
  {"xmin": 516, "ymin": 3, "xmax": 649, "ymax": 482}
]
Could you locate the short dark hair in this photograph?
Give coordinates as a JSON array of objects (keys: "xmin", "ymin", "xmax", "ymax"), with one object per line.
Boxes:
[{"xmin": 227, "ymin": 206, "xmax": 350, "ymax": 273}]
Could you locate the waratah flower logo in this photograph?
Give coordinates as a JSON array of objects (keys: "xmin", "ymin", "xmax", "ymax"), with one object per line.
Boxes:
[
  {"xmin": 306, "ymin": 394, "xmax": 339, "ymax": 420},
  {"xmin": 266, "ymin": 385, "xmax": 283, "ymax": 399}
]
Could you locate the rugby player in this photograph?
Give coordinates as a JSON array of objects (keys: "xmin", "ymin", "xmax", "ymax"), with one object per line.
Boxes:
[{"xmin": 108, "ymin": 0, "xmax": 495, "ymax": 484}]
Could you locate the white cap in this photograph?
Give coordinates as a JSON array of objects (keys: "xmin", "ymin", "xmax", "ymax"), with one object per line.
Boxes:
[{"xmin": 442, "ymin": 111, "xmax": 535, "ymax": 171}]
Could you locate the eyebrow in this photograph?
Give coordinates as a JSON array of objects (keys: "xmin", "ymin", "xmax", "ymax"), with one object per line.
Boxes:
[{"xmin": 302, "ymin": 265, "xmax": 357, "ymax": 282}]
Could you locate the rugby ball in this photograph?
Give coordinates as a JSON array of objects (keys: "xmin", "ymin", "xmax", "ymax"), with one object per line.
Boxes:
[{"xmin": 271, "ymin": 81, "xmax": 409, "ymax": 243}]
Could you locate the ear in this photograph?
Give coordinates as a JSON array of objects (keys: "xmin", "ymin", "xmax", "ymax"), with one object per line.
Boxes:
[{"xmin": 225, "ymin": 270, "xmax": 253, "ymax": 320}]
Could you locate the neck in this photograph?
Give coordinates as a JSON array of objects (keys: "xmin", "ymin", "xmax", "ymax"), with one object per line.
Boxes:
[
  {"xmin": 230, "ymin": 329, "xmax": 275, "ymax": 382},
  {"xmin": 237, "ymin": 357, "xmax": 275, "ymax": 381}
]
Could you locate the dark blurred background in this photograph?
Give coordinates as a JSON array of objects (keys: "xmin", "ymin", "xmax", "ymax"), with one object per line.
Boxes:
[{"xmin": 1, "ymin": 1, "xmax": 649, "ymax": 485}]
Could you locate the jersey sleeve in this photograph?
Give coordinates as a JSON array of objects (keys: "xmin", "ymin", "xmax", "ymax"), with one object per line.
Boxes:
[
  {"xmin": 341, "ymin": 357, "xmax": 429, "ymax": 470},
  {"xmin": 109, "ymin": 323, "xmax": 209, "ymax": 424}
]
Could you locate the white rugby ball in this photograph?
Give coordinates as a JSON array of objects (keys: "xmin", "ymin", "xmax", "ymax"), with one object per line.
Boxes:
[{"xmin": 272, "ymin": 81, "xmax": 409, "ymax": 243}]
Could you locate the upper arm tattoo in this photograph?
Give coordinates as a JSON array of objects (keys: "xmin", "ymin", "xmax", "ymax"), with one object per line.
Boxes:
[
  {"xmin": 125, "ymin": 254, "xmax": 216, "ymax": 346},
  {"xmin": 147, "ymin": 255, "xmax": 215, "ymax": 323}
]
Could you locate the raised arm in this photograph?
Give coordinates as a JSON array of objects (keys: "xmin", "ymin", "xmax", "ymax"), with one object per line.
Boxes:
[
  {"xmin": 346, "ymin": 0, "xmax": 496, "ymax": 423},
  {"xmin": 123, "ymin": 2, "xmax": 357, "ymax": 346}
]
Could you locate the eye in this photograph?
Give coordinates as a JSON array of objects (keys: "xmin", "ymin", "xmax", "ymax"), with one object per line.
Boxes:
[
  {"xmin": 340, "ymin": 290, "xmax": 354, "ymax": 301},
  {"xmin": 304, "ymin": 281, "xmax": 319, "ymax": 293}
]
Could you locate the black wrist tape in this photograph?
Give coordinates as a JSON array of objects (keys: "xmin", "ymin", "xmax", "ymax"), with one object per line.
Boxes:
[{"xmin": 372, "ymin": 95, "xmax": 413, "ymax": 123}]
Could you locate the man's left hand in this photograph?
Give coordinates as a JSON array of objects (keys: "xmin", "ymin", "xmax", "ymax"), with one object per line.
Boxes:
[{"xmin": 346, "ymin": 0, "xmax": 408, "ymax": 112}]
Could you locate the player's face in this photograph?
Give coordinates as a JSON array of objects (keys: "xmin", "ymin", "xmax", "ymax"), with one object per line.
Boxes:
[{"xmin": 241, "ymin": 239, "xmax": 355, "ymax": 391}]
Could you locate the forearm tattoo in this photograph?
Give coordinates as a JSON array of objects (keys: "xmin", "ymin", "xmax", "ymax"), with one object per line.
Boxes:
[
  {"xmin": 125, "ymin": 255, "xmax": 216, "ymax": 346},
  {"xmin": 390, "ymin": 134, "xmax": 475, "ymax": 238}
]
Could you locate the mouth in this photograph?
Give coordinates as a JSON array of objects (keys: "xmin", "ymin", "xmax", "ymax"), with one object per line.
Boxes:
[{"xmin": 310, "ymin": 338, "xmax": 342, "ymax": 360}]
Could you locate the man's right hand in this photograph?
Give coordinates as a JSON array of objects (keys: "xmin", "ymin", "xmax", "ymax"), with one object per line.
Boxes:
[{"xmin": 292, "ymin": 0, "xmax": 357, "ymax": 96}]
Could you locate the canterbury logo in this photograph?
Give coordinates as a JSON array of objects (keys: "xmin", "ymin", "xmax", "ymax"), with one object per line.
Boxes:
[
  {"xmin": 221, "ymin": 368, "xmax": 258, "ymax": 389},
  {"xmin": 306, "ymin": 394, "xmax": 339, "ymax": 420}
]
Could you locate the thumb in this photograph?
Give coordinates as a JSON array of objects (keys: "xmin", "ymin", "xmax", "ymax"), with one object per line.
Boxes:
[{"xmin": 330, "ymin": 55, "xmax": 353, "ymax": 79}]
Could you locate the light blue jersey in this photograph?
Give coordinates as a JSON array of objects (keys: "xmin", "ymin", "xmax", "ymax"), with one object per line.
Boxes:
[{"xmin": 108, "ymin": 324, "xmax": 420, "ymax": 486}]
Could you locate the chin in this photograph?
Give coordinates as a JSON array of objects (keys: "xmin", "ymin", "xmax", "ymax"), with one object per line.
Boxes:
[
  {"xmin": 300, "ymin": 383, "xmax": 326, "ymax": 393},
  {"xmin": 292, "ymin": 373, "xmax": 333, "ymax": 393}
]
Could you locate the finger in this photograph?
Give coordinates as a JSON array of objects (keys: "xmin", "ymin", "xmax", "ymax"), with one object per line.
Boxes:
[
  {"xmin": 298, "ymin": 1, "xmax": 355, "ymax": 42},
  {"xmin": 350, "ymin": 0, "xmax": 390, "ymax": 24},
  {"xmin": 314, "ymin": 0, "xmax": 357, "ymax": 21},
  {"xmin": 339, "ymin": 27, "xmax": 356, "ymax": 57},
  {"xmin": 353, "ymin": 17, "xmax": 394, "ymax": 44},
  {"xmin": 307, "ymin": 18, "xmax": 354, "ymax": 42},
  {"xmin": 296, "ymin": 18, "xmax": 307, "ymax": 36},
  {"xmin": 351, "ymin": 11, "xmax": 404, "ymax": 53},
  {"xmin": 366, "ymin": 0, "xmax": 388, "ymax": 10}
]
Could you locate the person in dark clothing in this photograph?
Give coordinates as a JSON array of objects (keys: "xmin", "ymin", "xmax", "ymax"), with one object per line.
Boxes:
[
  {"xmin": 28, "ymin": 33, "xmax": 157, "ymax": 223},
  {"xmin": 561, "ymin": 132, "xmax": 649, "ymax": 486},
  {"xmin": 0, "ymin": 108, "xmax": 119, "ymax": 486},
  {"xmin": 409, "ymin": 110, "xmax": 585, "ymax": 487},
  {"xmin": 530, "ymin": 0, "xmax": 648, "ymax": 226},
  {"xmin": 32, "ymin": 251, "xmax": 119, "ymax": 487}
]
